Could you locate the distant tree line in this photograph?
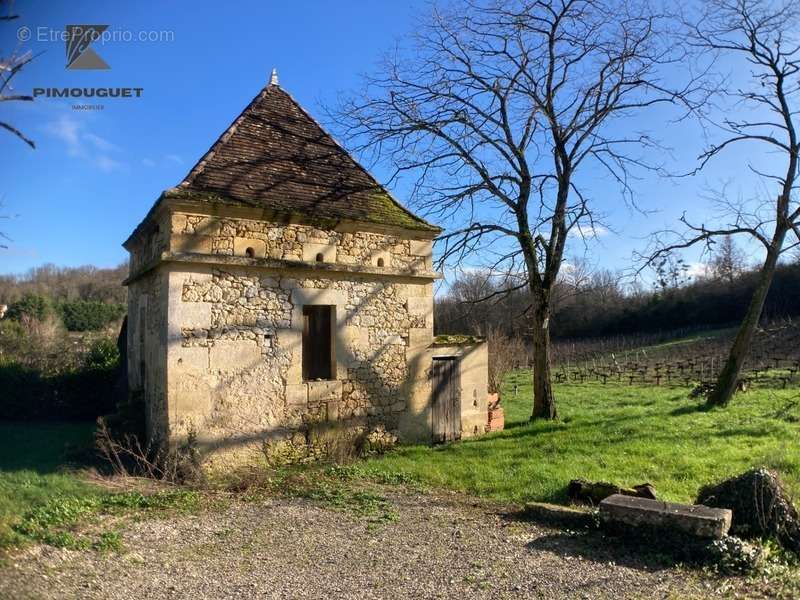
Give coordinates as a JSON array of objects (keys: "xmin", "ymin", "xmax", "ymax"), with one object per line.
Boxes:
[
  {"xmin": 436, "ymin": 257, "xmax": 800, "ymax": 343},
  {"xmin": 0, "ymin": 263, "xmax": 127, "ymax": 332},
  {"xmin": 0, "ymin": 263, "xmax": 127, "ymax": 305}
]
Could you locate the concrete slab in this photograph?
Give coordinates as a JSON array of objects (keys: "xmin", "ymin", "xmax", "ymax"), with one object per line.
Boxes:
[
  {"xmin": 406, "ymin": 297, "xmax": 433, "ymax": 324},
  {"xmin": 308, "ymin": 380, "xmax": 342, "ymax": 405},
  {"xmin": 600, "ymin": 494, "xmax": 732, "ymax": 540},
  {"xmin": 170, "ymin": 346, "xmax": 209, "ymax": 372},
  {"xmin": 408, "ymin": 327, "xmax": 433, "ymax": 349}
]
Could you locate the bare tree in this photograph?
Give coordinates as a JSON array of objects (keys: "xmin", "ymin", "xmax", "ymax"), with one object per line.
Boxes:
[
  {"xmin": 486, "ymin": 326, "xmax": 526, "ymax": 395},
  {"xmin": 448, "ymin": 269, "xmax": 498, "ymax": 335},
  {"xmin": 650, "ymin": 251, "xmax": 691, "ymax": 291},
  {"xmin": 647, "ymin": 0, "xmax": 800, "ymax": 407},
  {"xmin": 0, "ymin": 0, "xmax": 35, "ymax": 148},
  {"xmin": 0, "ymin": 201, "xmax": 11, "ymax": 249},
  {"xmin": 332, "ymin": 0, "xmax": 697, "ymax": 419},
  {"xmin": 1, "ymin": 1, "xmax": 36, "ymax": 249},
  {"xmin": 707, "ymin": 235, "xmax": 747, "ymax": 283}
]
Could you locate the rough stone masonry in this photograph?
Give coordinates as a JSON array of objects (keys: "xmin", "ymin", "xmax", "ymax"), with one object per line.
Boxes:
[{"xmin": 123, "ymin": 74, "xmax": 488, "ymax": 467}]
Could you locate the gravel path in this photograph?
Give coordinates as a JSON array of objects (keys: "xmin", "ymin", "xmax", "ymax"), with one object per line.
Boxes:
[{"xmin": 0, "ymin": 487, "xmax": 757, "ymax": 599}]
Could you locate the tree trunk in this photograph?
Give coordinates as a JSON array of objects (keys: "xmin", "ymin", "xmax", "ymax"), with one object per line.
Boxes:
[
  {"xmin": 707, "ymin": 238, "xmax": 785, "ymax": 407},
  {"xmin": 530, "ymin": 298, "xmax": 557, "ymax": 420}
]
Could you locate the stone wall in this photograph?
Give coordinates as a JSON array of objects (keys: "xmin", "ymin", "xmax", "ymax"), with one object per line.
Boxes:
[
  {"xmin": 163, "ymin": 261, "xmax": 433, "ymax": 465},
  {"xmin": 168, "ymin": 212, "xmax": 432, "ymax": 272},
  {"xmin": 128, "ymin": 211, "xmax": 170, "ymax": 273},
  {"xmin": 124, "ymin": 209, "xmax": 491, "ymax": 466},
  {"xmin": 126, "ymin": 269, "xmax": 169, "ymax": 442}
]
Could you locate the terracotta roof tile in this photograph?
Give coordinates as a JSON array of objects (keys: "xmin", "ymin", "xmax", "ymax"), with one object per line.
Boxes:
[{"xmin": 176, "ymin": 83, "xmax": 438, "ymax": 232}]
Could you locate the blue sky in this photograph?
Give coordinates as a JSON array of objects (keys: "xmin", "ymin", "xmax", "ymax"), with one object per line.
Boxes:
[{"xmin": 0, "ymin": 1, "xmax": 781, "ymax": 284}]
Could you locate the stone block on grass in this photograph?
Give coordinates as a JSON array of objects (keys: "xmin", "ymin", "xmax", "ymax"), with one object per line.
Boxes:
[{"xmin": 600, "ymin": 494, "xmax": 732, "ymax": 540}]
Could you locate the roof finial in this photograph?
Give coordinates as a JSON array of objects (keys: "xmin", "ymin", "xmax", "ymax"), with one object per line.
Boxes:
[{"xmin": 269, "ymin": 68, "xmax": 279, "ymax": 86}]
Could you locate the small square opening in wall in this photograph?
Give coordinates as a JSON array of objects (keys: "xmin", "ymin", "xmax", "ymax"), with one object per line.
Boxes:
[{"xmin": 302, "ymin": 305, "xmax": 335, "ymax": 381}]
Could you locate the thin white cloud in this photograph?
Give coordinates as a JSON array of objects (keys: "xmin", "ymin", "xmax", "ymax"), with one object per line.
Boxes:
[
  {"xmin": 686, "ymin": 262, "xmax": 709, "ymax": 279},
  {"xmin": 141, "ymin": 154, "xmax": 184, "ymax": 168},
  {"xmin": 83, "ymin": 132, "xmax": 120, "ymax": 153},
  {"xmin": 573, "ymin": 224, "xmax": 609, "ymax": 239},
  {"xmin": 43, "ymin": 115, "xmax": 124, "ymax": 172},
  {"xmin": 44, "ymin": 115, "xmax": 81, "ymax": 156},
  {"xmin": 94, "ymin": 155, "xmax": 123, "ymax": 173}
]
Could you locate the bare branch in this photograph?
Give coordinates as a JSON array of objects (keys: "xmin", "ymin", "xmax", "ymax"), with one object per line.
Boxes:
[
  {"xmin": 0, "ymin": 120, "xmax": 34, "ymax": 148},
  {"xmin": 330, "ymin": 0, "xmax": 699, "ymax": 419}
]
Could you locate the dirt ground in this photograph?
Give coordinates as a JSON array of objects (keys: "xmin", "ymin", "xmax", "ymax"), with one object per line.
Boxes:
[{"xmin": 0, "ymin": 486, "xmax": 774, "ymax": 599}]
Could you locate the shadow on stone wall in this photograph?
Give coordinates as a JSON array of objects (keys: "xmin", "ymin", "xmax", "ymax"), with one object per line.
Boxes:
[{"xmin": 162, "ymin": 274, "xmax": 441, "ymax": 464}]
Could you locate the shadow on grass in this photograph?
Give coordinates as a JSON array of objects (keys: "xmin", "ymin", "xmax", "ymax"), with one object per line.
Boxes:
[
  {"xmin": 461, "ymin": 410, "xmax": 673, "ymax": 445},
  {"xmin": 669, "ymin": 403, "xmax": 711, "ymax": 417},
  {"xmin": 0, "ymin": 421, "xmax": 96, "ymax": 473},
  {"xmin": 503, "ymin": 419, "xmax": 533, "ymax": 431}
]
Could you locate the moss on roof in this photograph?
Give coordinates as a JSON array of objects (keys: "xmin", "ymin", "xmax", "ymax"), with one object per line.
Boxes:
[
  {"xmin": 125, "ymin": 83, "xmax": 443, "ymax": 247},
  {"xmin": 175, "ymin": 83, "xmax": 440, "ymax": 233},
  {"xmin": 365, "ymin": 190, "xmax": 436, "ymax": 230},
  {"xmin": 164, "ymin": 187, "xmax": 435, "ymax": 232},
  {"xmin": 432, "ymin": 334, "xmax": 486, "ymax": 346}
]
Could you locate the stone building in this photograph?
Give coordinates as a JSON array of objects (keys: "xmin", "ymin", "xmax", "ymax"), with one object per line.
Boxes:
[{"xmin": 123, "ymin": 72, "xmax": 487, "ymax": 465}]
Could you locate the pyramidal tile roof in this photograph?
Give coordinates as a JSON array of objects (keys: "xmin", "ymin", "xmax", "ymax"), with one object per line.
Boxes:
[{"xmin": 168, "ymin": 77, "xmax": 439, "ymax": 233}]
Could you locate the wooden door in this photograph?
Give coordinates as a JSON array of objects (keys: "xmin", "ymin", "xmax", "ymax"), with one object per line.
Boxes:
[{"xmin": 432, "ymin": 357, "xmax": 461, "ymax": 443}]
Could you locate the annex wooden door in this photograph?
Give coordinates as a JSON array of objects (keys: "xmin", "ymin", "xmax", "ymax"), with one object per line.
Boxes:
[{"xmin": 432, "ymin": 357, "xmax": 461, "ymax": 443}]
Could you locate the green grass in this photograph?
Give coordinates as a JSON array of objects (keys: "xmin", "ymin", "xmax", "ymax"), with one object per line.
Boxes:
[
  {"xmin": 363, "ymin": 372, "xmax": 800, "ymax": 505},
  {"xmin": 10, "ymin": 489, "xmax": 199, "ymax": 550},
  {"xmin": 0, "ymin": 421, "xmax": 96, "ymax": 472},
  {"xmin": 3, "ymin": 370, "xmax": 799, "ymax": 551},
  {"xmin": 0, "ymin": 421, "xmax": 99, "ymax": 548},
  {"xmin": 0, "ymin": 422, "xmax": 198, "ymax": 551},
  {"xmin": 218, "ymin": 464, "xmax": 400, "ymax": 526}
]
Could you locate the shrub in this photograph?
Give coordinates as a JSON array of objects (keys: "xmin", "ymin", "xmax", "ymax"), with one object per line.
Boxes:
[
  {"xmin": 0, "ymin": 337, "xmax": 121, "ymax": 421},
  {"xmin": 57, "ymin": 300, "xmax": 125, "ymax": 331},
  {"xmin": 0, "ymin": 319, "xmax": 27, "ymax": 356},
  {"xmin": 6, "ymin": 293, "xmax": 53, "ymax": 321},
  {"xmin": 3, "ymin": 314, "xmax": 63, "ymax": 369},
  {"xmin": 85, "ymin": 338, "xmax": 120, "ymax": 370},
  {"xmin": 0, "ymin": 361, "xmax": 47, "ymax": 419},
  {"xmin": 95, "ymin": 419, "xmax": 203, "ymax": 484}
]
